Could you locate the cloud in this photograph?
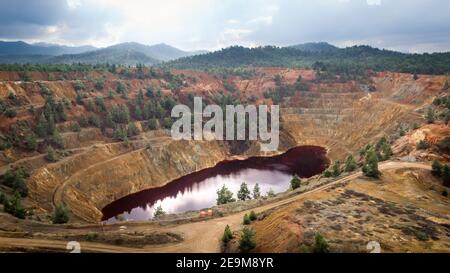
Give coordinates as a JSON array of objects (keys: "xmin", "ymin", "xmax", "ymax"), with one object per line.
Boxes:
[{"xmin": 0, "ymin": 0, "xmax": 449, "ymax": 52}]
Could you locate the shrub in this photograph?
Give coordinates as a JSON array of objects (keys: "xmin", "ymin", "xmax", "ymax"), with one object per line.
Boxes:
[
  {"xmin": 127, "ymin": 122, "xmax": 139, "ymax": 137},
  {"xmin": 52, "ymin": 204, "xmax": 70, "ymax": 224},
  {"xmin": 312, "ymin": 233, "xmax": 330, "ymax": 253},
  {"xmin": 237, "ymin": 182, "xmax": 251, "ymax": 201},
  {"xmin": 239, "ymin": 227, "xmax": 256, "ymax": 252},
  {"xmin": 249, "ymin": 211, "xmax": 257, "ymax": 221},
  {"xmin": 442, "ymin": 190, "xmax": 448, "ymax": 197},
  {"xmin": 72, "ymin": 122, "xmax": 81, "ymax": 132},
  {"xmin": 443, "ymin": 165, "xmax": 450, "ymax": 187},
  {"xmin": 416, "ymin": 140, "xmax": 429, "ymax": 150},
  {"xmin": 323, "ymin": 169, "xmax": 332, "ymax": 178},
  {"xmin": 290, "ymin": 175, "xmax": 301, "ymax": 190},
  {"xmin": 3, "ymin": 193, "xmax": 26, "ymax": 219},
  {"xmin": 222, "ymin": 225, "xmax": 233, "ymax": 243},
  {"xmin": 2, "ymin": 168, "xmax": 29, "ymax": 197},
  {"xmin": 266, "ymin": 188, "xmax": 275, "ymax": 198},
  {"xmin": 86, "ymin": 232, "xmax": 99, "ymax": 242},
  {"xmin": 4, "ymin": 108, "xmax": 17, "ymax": 118},
  {"xmin": 243, "ymin": 214, "xmax": 251, "ymax": 225},
  {"xmin": 431, "ymin": 160, "xmax": 443, "ymax": 177}
]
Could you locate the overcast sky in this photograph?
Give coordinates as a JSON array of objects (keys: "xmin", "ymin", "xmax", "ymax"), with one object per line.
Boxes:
[{"xmin": 0, "ymin": 0, "xmax": 449, "ymax": 53}]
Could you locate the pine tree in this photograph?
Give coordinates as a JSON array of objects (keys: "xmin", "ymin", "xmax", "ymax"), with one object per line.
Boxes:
[
  {"xmin": 222, "ymin": 225, "xmax": 233, "ymax": 243},
  {"xmin": 362, "ymin": 149, "xmax": 381, "ymax": 178},
  {"xmin": 252, "ymin": 183, "xmax": 261, "ymax": 199},
  {"xmin": 237, "ymin": 182, "xmax": 251, "ymax": 201},
  {"xmin": 344, "ymin": 154, "xmax": 357, "ymax": 172},
  {"xmin": 36, "ymin": 113, "xmax": 48, "ymax": 137},
  {"xmin": 135, "ymin": 106, "xmax": 143, "ymax": 120},
  {"xmin": 426, "ymin": 108, "xmax": 435, "ymax": 124},
  {"xmin": 239, "ymin": 227, "xmax": 256, "ymax": 252},
  {"xmin": 332, "ymin": 161, "xmax": 341, "ymax": 177},
  {"xmin": 46, "ymin": 146, "xmax": 56, "ymax": 162},
  {"xmin": 216, "ymin": 185, "xmax": 236, "ymax": 205},
  {"xmin": 290, "ymin": 175, "xmax": 301, "ymax": 190},
  {"xmin": 153, "ymin": 205, "xmax": 166, "ymax": 218}
]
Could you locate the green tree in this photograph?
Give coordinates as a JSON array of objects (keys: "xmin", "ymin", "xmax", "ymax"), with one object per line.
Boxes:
[
  {"xmin": 25, "ymin": 133, "xmax": 38, "ymax": 151},
  {"xmin": 344, "ymin": 154, "xmax": 357, "ymax": 172},
  {"xmin": 237, "ymin": 182, "xmax": 251, "ymax": 201},
  {"xmin": 443, "ymin": 165, "xmax": 450, "ymax": 187},
  {"xmin": 94, "ymin": 78, "xmax": 105, "ymax": 90},
  {"xmin": 431, "ymin": 160, "xmax": 443, "ymax": 177},
  {"xmin": 362, "ymin": 148, "xmax": 381, "ymax": 178},
  {"xmin": 222, "ymin": 225, "xmax": 233, "ymax": 243},
  {"xmin": 46, "ymin": 146, "xmax": 57, "ymax": 162},
  {"xmin": 332, "ymin": 161, "xmax": 341, "ymax": 177},
  {"xmin": 135, "ymin": 106, "xmax": 143, "ymax": 120},
  {"xmin": 136, "ymin": 89, "xmax": 145, "ymax": 106},
  {"xmin": 426, "ymin": 108, "xmax": 435, "ymax": 124},
  {"xmin": 216, "ymin": 185, "xmax": 236, "ymax": 205},
  {"xmin": 127, "ymin": 122, "xmax": 139, "ymax": 137},
  {"xmin": 3, "ymin": 193, "xmax": 26, "ymax": 219},
  {"xmin": 52, "ymin": 204, "xmax": 70, "ymax": 224},
  {"xmin": 252, "ymin": 183, "xmax": 261, "ymax": 199},
  {"xmin": 153, "ymin": 205, "xmax": 166, "ymax": 218},
  {"xmin": 290, "ymin": 175, "xmax": 301, "ymax": 190},
  {"xmin": 239, "ymin": 227, "xmax": 256, "ymax": 252},
  {"xmin": 36, "ymin": 113, "xmax": 48, "ymax": 137}
]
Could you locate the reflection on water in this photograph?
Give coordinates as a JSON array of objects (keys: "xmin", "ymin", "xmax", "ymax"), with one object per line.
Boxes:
[{"xmin": 102, "ymin": 146, "xmax": 329, "ymax": 223}]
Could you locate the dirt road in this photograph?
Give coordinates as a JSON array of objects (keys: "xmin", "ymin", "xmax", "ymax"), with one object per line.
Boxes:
[{"xmin": 0, "ymin": 161, "xmax": 431, "ymax": 253}]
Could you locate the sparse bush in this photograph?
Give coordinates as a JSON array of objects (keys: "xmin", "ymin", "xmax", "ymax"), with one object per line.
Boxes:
[
  {"xmin": 52, "ymin": 204, "xmax": 70, "ymax": 224},
  {"xmin": 239, "ymin": 227, "xmax": 256, "ymax": 252}
]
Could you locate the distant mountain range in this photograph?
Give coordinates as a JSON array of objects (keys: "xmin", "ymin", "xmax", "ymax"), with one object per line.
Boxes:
[{"xmin": 0, "ymin": 41, "xmax": 208, "ymax": 65}]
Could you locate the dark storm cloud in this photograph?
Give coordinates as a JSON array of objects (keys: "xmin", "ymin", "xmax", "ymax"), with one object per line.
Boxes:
[{"xmin": 0, "ymin": 0, "xmax": 122, "ymax": 44}]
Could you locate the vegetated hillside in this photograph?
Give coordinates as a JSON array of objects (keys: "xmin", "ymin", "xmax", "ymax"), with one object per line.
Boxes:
[
  {"xmin": 0, "ymin": 41, "xmax": 207, "ymax": 65},
  {"xmin": 0, "ymin": 41, "xmax": 96, "ymax": 56},
  {"xmin": 164, "ymin": 45, "xmax": 450, "ymax": 75},
  {"xmin": 0, "ymin": 63, "xmax": 448, "ymax": 224},
  {"xmin": 290, "ymin": 42, "xmax": 339, "ymax": 52}
]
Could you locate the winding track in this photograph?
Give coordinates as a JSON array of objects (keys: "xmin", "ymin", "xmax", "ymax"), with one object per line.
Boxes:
[{"xmin": 0, "ymin": 161, "xmax": 431, "ymax": 253}]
